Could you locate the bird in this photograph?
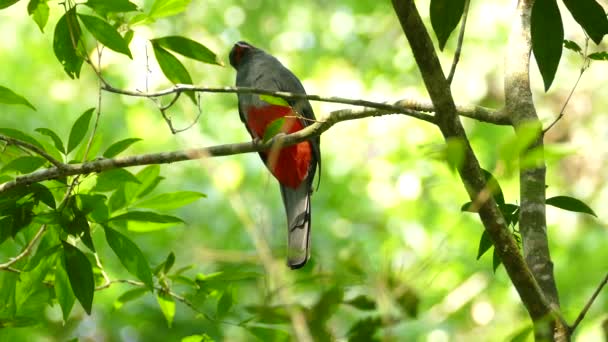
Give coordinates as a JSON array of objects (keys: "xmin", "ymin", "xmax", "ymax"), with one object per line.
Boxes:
[{"xmin": 229, "ymin": 41, "xmax": 321, "ymax": 269}]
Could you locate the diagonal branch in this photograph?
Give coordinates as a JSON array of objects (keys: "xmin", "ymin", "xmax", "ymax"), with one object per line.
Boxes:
[
  {"xmin": 447, "ymin": 0, "xmax": 471, "ymax": 84},
  {"xmin": 570, "ymin": 272, "xmax": 608, "ymax": 333},
  {"xmin": 0, "ymin": 135, "xmax": 65, "ymax": 169},
  {"xmin": 0, "ymin": 225, "xmax": 47, "ymax": 270},
  {"xmin": 0, "ymin": 105, "xmax": 430, "ymax": 194},
  {"xmin": 391, "ymin": 0, "xmax": 563, "ymax": 329}
]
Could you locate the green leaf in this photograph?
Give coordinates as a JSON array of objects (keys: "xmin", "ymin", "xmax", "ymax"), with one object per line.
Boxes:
[
  {"xmin": 78, "ymin": 14, "xmax": 132, "ymax": 58},
  {"xmin": 246, "ymin": 325, "xmax": 290, "ymax": 341},
  {"xmin": 0, "ymin": 128, "xmax": 43, "ymax": 149},
  {"xmin": 0, "ymin": 85, "xmax": 36, "ymax": 110},
  {"xmin": 532, "ymin": 0, "xmax": 564, "ymax": 91},
  {"xmin": 0, "ymin": 0, "xmax": 20, "ymax": 10},
  {"xmin": 76, "ymin": 194, "xmax": 108, "ymax": 222},
  {"xmin": 310, "ymin": 286, "xmax": 343, "ymax": 329},
  {"xmin": 103, "ymin": 138, "xmax": 142, "ymax": 158},
  {"xmin": 131, "ymin": 164, "xmax": 161, "ymax": 200},
  {"xmin": 124, "ymin": 30, "xmax": 134, "ymax": 46},
  {"xmin": 94, "ymin": 168, "xmax": 140, "ymax": 192},
  {"xmin": 563, "ymin": 39, "xmax": 582, "ymax": 53},
  {"xmin": 344, "ymin": 295, "xmax": 376, "ymax": 311},
  {"xmin": 181, "ymin": 335, "xmax": 214, "ymax": 342},
  {"xmin": 477, "ymin": 230, "xmax": 493, "ymax": 260},
  {"xmin": 109, "ymin": 186, "xmax": 127, "ymax": 212},
  {"xmin": 31, "ymin": 183, "xmax": 56, "ymax": 209},
  {"xmin": 152, "ymin": 36, "xmax": 222, "ymax": 65},
  {"xmin": 259, "ymin": 95, "xmax": 290, "ymax": 107},
  {"xmin": 126, "ymin": 221, "xmax": 176, "ymax": 232},
  {"xmin": 4, "ymin": 203, "xmax": 34, "ymax": 238},
  {"xmin": 262, "ymin": 117, "xmax": 285, "ymax": 143},
  {"xmin": 196, "ymin": 270, "xmax": 261, "ymax": 284},
  {"xmin": 0, "ymin": 216, "xmax": 13, "ymax": 245},
  {"xmin": 53, "ymin": 8, "xmax": 84, "ymax": 79},
  {"xmin": 85, "ymin": 0, "xmax": 138, "ymax": 15},
  {"xmin": 562, "ymin": 0, "xmax": 608, "ymax": 45},
  {"xmin": 149, "ymin": 0, "xmax": 192, "ymax": 19},
  {"xmin": 62, "ymin": 241, "xmax": 94, "ymax": 314},
  {"xmin": 152, "ymin": 43, "xmax": 196, "ymax": 103},
  {"xmin": 104, "ymin": 226, "xmax": 154, "ymax": 290},
  {"xmin": 588, "ymin": 51, "xmax": 608, "ymax": 60},
  {"xmin": 128, "ymin": 13, "xmax": 151, "ymax": 26},
  {"xmin": 1, "ymin": 156, "xmax": 46, "ymax": 174},
  {"xmin": 135, "ymin": 191, "xmax": 206, "ymax": 210},
  {"xmin": 109, "ymin": 210, "xmax": 184, "ymax": 223},
  {"xmin": 500, "ymin": 203, "xmax": 520, "ymax": 227},
  {"xmin": 24, "ymin": 243, "xmax": 61, "ymax": 272},
  {"xmin": 460, "ymin": 201, "xmax": 473, "ymax": 212},
  {"xmin": 546, "ymin": 195, "xmax": 597, "ymax": 217},
  {"xmin": 113, "ymin": 287, "xmax": 148, "ymax": 310},
  {"xmin": 151, "ymin": 43, "xmax": 196, "ymax": 103},
  {"xmin": 14, "ymin": 244, "xmax": 56, "ymax": 318},
  {"xmin": 163, "ymin": 251, "xmax": 175, "ymax": 274},
  {"xmin": 55, "ymin": 261, "xmax": 75, "ymax": 322},
  {"xmin": 156, "ymin": 291, "xmax": 175, "ymax": 327},
  {"xmin": 67, "ymin": 108, "xmax": 95, "ymax": 154},
  {"xmin": 430, "ymin": 0, "xmax": 466, "ymax": 50},
  {"xmin": 482, "ymin": 169, "xmax": 505, "ymax": 205},
  {"xmin": 64, "ymin": 202, "xmax": 95, "ymax": 252},
  {"xmin": 445, "ymin": 137, "xmax": 465, "ymax": 171},
  {"xmin": 216, "ymin": 287, "xmax": 233, "ymax": 317},
  {"xmin": 35, "ymin": 128, "xmax": 66, "ymax": 154},
  {"xmin": 244, "ymin": 305, "xmax": 290, "ymax": 324},
  {"xmin": 492, "ymin": 247, "xmax": 502, "ymax": 273},
  {"xmin": 500, "ymin": 121, "xmax": 542, "ymax": 173},
  {"xmin": 347, "ymin": 316, "xmax": 382, "ymax": 341},
  {"xmin": 27, "ymin": 0, "xmax": 49, "ymax": 33}
]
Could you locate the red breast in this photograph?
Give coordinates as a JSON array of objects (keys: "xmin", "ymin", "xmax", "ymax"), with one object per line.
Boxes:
[{"xmin": 245, "ymin": 104, "xmax": 312, "ymax": 189}]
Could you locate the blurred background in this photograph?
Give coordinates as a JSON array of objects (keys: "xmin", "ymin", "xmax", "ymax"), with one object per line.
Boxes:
[{"xmin": 0, "ymin": 0, "xmax": 606, "ymax": 341}]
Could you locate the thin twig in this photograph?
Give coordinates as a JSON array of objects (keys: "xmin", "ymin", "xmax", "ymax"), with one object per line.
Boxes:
[
  {"xmin": 82, "ymin": 44, "xmax": 104, "ymax": 162},
  {"xmin": 0, "ymin": 225, "xmax": 47, "ymax": 269},
  {"xmin": 570, "ymin": 272, "xmax": 608, "ymax": 333},
  {"xmin": 544, "ymin": 38, "xmax": 590, "ymax": 134},
  {"xmin": 95, "ymin": 278, "xmax": 240, "ymax": 326},
  {"xmin": 0, "ymin": 135, "xmax": 65, "ymax": 169},
  {"xmin": 447, "ymin": 0, "xmax": 470, "ymax": 84},
  {"xmin": 101, "ymin": 84, "xmax": 507, "ymax": 125}
]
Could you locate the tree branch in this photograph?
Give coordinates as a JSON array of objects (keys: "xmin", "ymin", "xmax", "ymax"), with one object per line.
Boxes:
[
  {"xmin": 0, "ymin": 135, "xmax": 65, "ymax": 169},
  {"xmin": 505, "ymin": 0, "xmax": 565, "ymax": 339},
  {"xmin": 447, "ymin": 0, "xmax": 471, "ymax": 84},
  {"xmin": 0, "ymin": 105, "xmax": 430, "ymax": 194},
  {"xmin": 391, "ymin": 0, "xmax": 563, "ymax": 330},
  {"xmin": 0, "ymin": 225, "xmax": 47, "ymax": 270},
  {"xmin": 101, "ymin": 84, "xmax": 509, "ymax": 126}
]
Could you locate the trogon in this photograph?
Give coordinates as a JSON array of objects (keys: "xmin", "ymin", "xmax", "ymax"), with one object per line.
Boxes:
[{"xmin": 229, "ymin": 41, "xmax": 321, "ymax": 269}]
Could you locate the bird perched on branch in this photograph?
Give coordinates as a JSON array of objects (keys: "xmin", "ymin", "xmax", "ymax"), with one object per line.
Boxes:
[{"xmin": 229, "ymin": 41, "xmax": 321, "ymax": 269}]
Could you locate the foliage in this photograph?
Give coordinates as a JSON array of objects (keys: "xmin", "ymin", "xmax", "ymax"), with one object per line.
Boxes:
[{"xmin": 0, "ymin": 0, "xmax": 607, "ymax": 341}]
